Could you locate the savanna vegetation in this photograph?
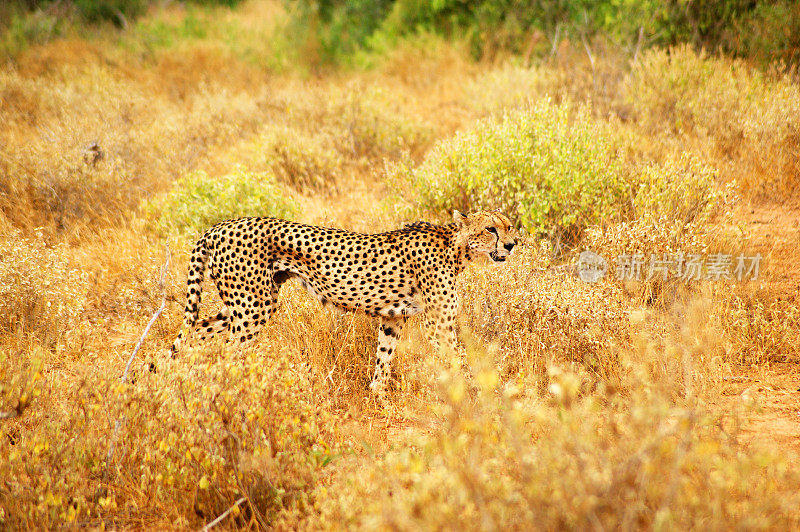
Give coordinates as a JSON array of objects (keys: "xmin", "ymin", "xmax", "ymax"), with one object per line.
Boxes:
[{"xmin": 1, "ymin": 0, "xmax": 799, "ymax": 529}]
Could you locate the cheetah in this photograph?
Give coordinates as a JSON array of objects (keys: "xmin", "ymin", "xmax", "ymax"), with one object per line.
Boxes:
[{"xmin": 171, "ymin": 210, "xmax": 517, "ymax": 398}]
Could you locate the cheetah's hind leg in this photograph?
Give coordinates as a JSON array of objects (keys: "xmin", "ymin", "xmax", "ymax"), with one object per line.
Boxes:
[
  {"xmin": 369, "ymin": 317, "xmax": 405, "ymax": 401},
  {"xmin": 150, "ymin": 307, "xmax": 232, "ymax": 374},
  {"xmin": 190, "ymin": 307, "xmax": 232, "ymax": 348}
]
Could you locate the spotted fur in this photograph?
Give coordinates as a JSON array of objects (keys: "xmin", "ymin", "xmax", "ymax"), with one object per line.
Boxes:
[{"xmin": 171, "ymin": 210, "xmax": 517, "ymax": 398}]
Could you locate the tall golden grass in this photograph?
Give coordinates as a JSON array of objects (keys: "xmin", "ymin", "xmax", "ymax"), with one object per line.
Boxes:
[{"xmin": 1, "ymin": 1, "xmax": 799, "ymax": 529}]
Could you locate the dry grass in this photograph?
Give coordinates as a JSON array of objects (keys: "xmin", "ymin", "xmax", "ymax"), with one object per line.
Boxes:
[
  {"xmin": 316, "ymin": 332, "xmax": 800, "ymax": 530},
  {"xmin": 1, "ymin": 1, "xmax": 799, "ymax": 529},
  {"xmin": 624, "ymin": 46, "xmax": 800, "ymax": 201}
]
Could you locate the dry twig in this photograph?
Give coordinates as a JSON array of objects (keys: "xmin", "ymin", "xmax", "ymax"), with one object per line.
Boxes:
[
  {"xmin": 225, "ymin": 430, "xmax": 270, "ymax": 531},
  {"xmin": 101, "ymin": 243, "xmax": 171, "ymax": 488},
  {"xmin": 548, "ymin": 23, "xmax": 561, "ymax": 61},
  {"xmin": 0, "ymin": 407, "xmax": 25, "ymax": 420},
  {"xmin": 581, "ymin": 33, "xmax": 597, "ymax": 96},
  {"xmin": 632, "ymin": 26, "xmax": 644, "ymax": 65},
  {"xmin": 200, "ymin": 497, "xmax": 247, "ymax": 532}
]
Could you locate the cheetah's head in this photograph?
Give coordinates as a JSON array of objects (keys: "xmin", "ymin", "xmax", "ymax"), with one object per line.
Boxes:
[{"xmin": 453, "ymin": 210, "xmax": 518, "ymax": 263}]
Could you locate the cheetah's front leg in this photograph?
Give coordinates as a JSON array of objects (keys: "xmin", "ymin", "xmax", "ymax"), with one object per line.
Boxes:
[
  {"xmin": 425, "ymin": 306, "xmax": 459, "ymax": 355},
  {"xmin": 424, "ymin": 295, "xmax": 475, "ymax": 388},
  {"xmin": 420, "ymin": 281, "xmax": 460, "ymax": 355},
  {"xmin": 369, "ymin": 317, "xmax": 404, "ymax": 400}
]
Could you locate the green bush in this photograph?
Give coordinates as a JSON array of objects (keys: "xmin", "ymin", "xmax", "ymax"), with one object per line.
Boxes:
[
  {"xmin": 190, "ymin": 0, "xmax": 246, "ymax": 6},
  {"xmin": 73, "ymin": 0, "xmax": 150, "ymax": 25},
  {"xmin": 289, "ymin": 0, "xmax": 394, "ymax": 63},
  {"xmin": 293, "ymin": 0, "xmax": 800, "ymax": 66},
  {"xmin": 407, "ymin": 99, "xmax": 630, "ymax": 240},
  {"xmin": 75, "ymin": 0, "xmax": 245, "ymax": 26},
  {"xmin": 144, "ymin": 168, "xmax": 297, "ymax": 240},
  {"xmin": 406, "ymin": 98, "xmax": 726, "ymax": 242},
  {"xmin": 0, "ymin": 10, "xmax": 63, "ymax": 56},
  {"xmin": 133, "ymin": 10, "xmax": 207, "ymax": 49},
  {"xmin": 1, "ymin": 0, "xmax": 246, "ymax": 35},
  {"xmin": 736, "ymin": 1, "xmax": 800, "ymax": 66}
]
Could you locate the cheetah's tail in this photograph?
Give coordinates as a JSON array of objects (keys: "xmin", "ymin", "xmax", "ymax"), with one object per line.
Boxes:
[{"xmin": 170, "ymin": 235, "xmax": 211, "ymax": 356}]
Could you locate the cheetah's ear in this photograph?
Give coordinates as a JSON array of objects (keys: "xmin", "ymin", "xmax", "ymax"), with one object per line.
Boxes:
[{"xmin": 452, "ymin": 210, "xmax": 468, "ymax": 228}]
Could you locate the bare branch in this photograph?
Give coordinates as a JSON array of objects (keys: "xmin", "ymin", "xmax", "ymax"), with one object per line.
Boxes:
[
  {"xmin": 201, "ymin": 497, "xmax": 246, "ymax": 532},
  {"xmin": 632, "ymin": 26, "xmax": 644, "ymax": 65},
  {"xmin": 581, "ymin": 33, "xmax": 597, "ymax": 96},
  {"xmin": 121, "ymin": 242, "xmax": 170, "ymax": 383},
  {"xmin": 112, "ymin": 7, "xmax": 129, "ymax": 31},
  {"xmin": 102, "ymin": 242, "xmax": 171, "ymax": 486},
  {"xmin": 581, "ymin": 33, "xmax": 595, "ymax": 69},
  {"xmin": 0, "ymin": 408, "xmax": 22, "ymax": 420},
  {"xmin": 224, "ymin": 432, "xmax": 269, "ymax": 531},
  {"xmin": 548, "ymin": 23, "xmax": 561, "ymax": 61},
  {"xmin": 522, "ymin": 29, "xmax": 542, "ymax": 68}
]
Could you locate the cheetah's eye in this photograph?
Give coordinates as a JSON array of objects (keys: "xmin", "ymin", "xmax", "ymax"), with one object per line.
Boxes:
[{"xmin": 485, "ymin": 227, "xmax": 498, "ymax": 235}]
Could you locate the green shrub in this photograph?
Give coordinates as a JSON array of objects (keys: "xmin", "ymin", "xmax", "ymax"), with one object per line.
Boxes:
[
  {"xmin": 144, "ymin": 168, "xmax": 297, "ymax": 240},
  {"xmin": 406, "ymin": 97, "xmax": 727, "ymax": 243},
  {"xmin": 0, "ymin": 10, "xmax": 63, "ymax": 56},
  {"xmin": 407, "ymin": 99, "xmax": 630, "ymax": 240},
  {"xmin": 293, "ymin": 0, "xmax": 800, "ymax": 66},
  {"xmin": 289, "ymin": 0, "xmax": 395, "ymax": 63},
  {"xmin": 132, "ymin": 10, "xmax": 207, "ymax": 49},
  {"xmin": 47, "ymin": 0, "xmax": 244, "ymax": 30},
  {"xmin": 648, "ymin": 0, "xmax": 759, "ymax": 51},
  {"xmin": 735, "ymin": 1, "xmax": 800, "ymax": 66},
  {"xmin": 189, "ymin": 0, "xmax": 246, "ymax": 6},
  {"xmin": 73, "ymin": 0, "xmax": 150, "ymax": 25}
]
